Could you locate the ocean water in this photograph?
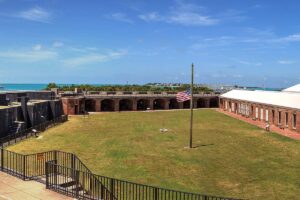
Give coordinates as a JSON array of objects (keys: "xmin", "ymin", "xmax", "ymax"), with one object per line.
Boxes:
[
  {"xmin": 0, "ymin": 84, "xmax": 48, "ymax": 91},
  {"xmin": 0, "ymin": 83, "xmax": 106, "ymax": 91}
]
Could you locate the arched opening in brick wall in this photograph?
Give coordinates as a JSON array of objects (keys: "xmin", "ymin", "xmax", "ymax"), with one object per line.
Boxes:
[
  {"xmin": 119, "ymin": 99, "xmax": 133, "ymax": 111},
  {"xmin": 85, "ymin": 99, "xmax": 96, "ymax": 112},
  {"xmin": 197, "ymin": 98, "xmax": 206, "ymax": 108},
  {"xmin": 101, "ymin": 99, "xmax": 115, "ymax": 111},
  {"xmin": 153, "ymin": 99, "xmax": 165, "ymax": 110},
  {"xmin": 137, "ymin": 99, "xmax": 149, "ymax": 110},
  {"xmin": 183, "ymin": 100, "xmax": 190, "ymax": 109},
  {"xmin": 209, "ymin": 98, "xmax": 219, "ymax": 108},
  {"xmin": 169, "ymin": 99, "xmax": 179, "ymax": 109}
]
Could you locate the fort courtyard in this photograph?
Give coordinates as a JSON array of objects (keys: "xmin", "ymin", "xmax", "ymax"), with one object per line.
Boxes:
[{"xmin": 7, "ymin": 109, "xmax": 300, "ymax": 200}]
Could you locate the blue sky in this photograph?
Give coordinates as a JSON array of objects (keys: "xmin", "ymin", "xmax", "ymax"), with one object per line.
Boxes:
[{"xmin": 0, "ymin": 0, "xmax": 300, "ymax": 87}]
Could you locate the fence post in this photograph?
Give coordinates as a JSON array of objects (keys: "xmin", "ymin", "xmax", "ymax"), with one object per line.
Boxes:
[
  {"xmin": 23, "ymin": 155, "xmax": 26, "ymax": 180},
  {"xmin": 154, "ymin": 187, "xmax": 158, "ymax": 200},
  {"xmin": 71, "ymin": 154, "xmax": 75, "ymax": 169},
  {"xmin": 100, "ymin": 184, "xmax": 104, "ymax": 199},
  {"xmin": 0, "ymin": 148, "xmax": 3, "ymax": 171},
  {"xmin": 54, "ymin": 150, "xmax": 57, "ymax": 162},
  {"xmin": 53, "ymin": 153, "xmax": 58, "ymax": 186},
  {"xmin": 75, "ymin": 170, "xmax": 80, "ymax": 198},
  {"xmin": 110, "ymin": 178, "xmax": 115, "ymax": 200},
  {"xmin": 45, "ymin": 162, "xmax": 49, "ymax": 189}
]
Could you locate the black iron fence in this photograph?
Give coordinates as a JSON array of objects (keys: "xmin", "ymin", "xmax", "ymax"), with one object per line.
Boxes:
[
  {"xmin": 95, "ymin": 174, "xmax": 238, "ymax": 200},
  {"xmin": 0, "ymin": 149, "xmax": 115, "ymax": 199},
  {"xmin": 0, "ymin": 148, "xmax": 241, "ymax": 200},
  {"xmin": 46, "ymin": 161, "xmax": 115, "ymax": 200},
  {"xmin": 0, "ymin": 115, "xmax": 68, "ymax": 148}
]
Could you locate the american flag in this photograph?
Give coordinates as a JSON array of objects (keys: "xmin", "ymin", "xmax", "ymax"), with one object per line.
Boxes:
[{"xmin": 176, "ymin": 89, "xmax": 191, "ymax": 102}]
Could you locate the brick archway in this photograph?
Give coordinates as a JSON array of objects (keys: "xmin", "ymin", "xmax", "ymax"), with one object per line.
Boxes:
[
  {"xmin": 153, "ymin": 99, "xmax": 165, "ymax": 110},
  {"xmin": 197, "ymin": 98, "xmax": 206, "ymax": 108},
  {"xmin": 85, "ymin": 99, "xmax": 96, "ymax": 112},
  {"xmin": 209, "ymin": 98, "xmax": 219, "ymax": 108},
  {"xmin": 169, "ymin": 99, "xmax": 179, "ymax": 109},
  {"xmin": 137, "ymin": 99, "xmax": 149, "ymax": 110},
  {"xmin": 119, "ymin": 99, "xmax": 133, "ymax": 111},
  {"xmin": 183, "ymin": 100, "xmax": 190, "ymax": 109},
  {"xmin": 101, "ymin": 99, "xmax": 115, "ymax": 111}
]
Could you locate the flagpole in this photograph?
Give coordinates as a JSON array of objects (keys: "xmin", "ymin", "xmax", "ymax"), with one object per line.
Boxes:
[{"xmin": 189, "ymin": 63, "xmax": 194, "ymax": 148}]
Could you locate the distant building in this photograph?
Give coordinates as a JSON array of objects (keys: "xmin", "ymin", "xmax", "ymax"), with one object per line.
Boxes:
[
  {"xmin": 220, "ymin": 84, "xmax": 300, "ymax": 133},
  {"xmin": 61, "ymin": 91, "xmax": 220, "ymax": 115}
]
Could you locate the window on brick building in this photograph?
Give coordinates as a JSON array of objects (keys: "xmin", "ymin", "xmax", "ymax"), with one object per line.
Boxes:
[
  {"xmin": 285, "ymin": 112, "xmax": 289, "ymax": 127},
  {"xmin": 293, "ymin": 113, "xmax": 297, "ymax": 129},
  {"xmin": 278, "ymin": 111, "xmax": 282, "ymax": 125},
  {"xmin": 265, "ymin": 110, "xmax": 269, "ymax": 122},
  {"xmin": 260, "ymin": 108, "xmax": 264, "ymax": 120}
]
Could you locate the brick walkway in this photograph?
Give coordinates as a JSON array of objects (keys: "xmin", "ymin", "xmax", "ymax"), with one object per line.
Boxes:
[
  {"xmin": 0, "ymin": 171, "xmax": 73, "ymax": 200},
  {"xmin": 217, "ymin": 109, "xmax": 300, "ymax": 140}
]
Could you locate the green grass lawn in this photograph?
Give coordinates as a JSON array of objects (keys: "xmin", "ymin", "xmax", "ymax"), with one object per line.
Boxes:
[{"xmin": 7, "ymin": 109, "xmax": 300, "ymax": 200}]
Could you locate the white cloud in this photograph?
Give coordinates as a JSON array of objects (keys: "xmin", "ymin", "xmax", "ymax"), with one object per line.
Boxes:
[
  {"xmin": 282, "ymin": 34, "xmax": 300, "ymax": 42},
  {"xmin": 32, "ymin": 44, "xmax": 42, "ymax": 51},
  {"xmin": 52, "ymin": 42, "xmax": 64, "ymax": 48},
  {"xmin": 107, "ymin": 13, "xmax": 133, "ymax": 23},
  {"xmin": 233, "ymin": 58, "xmax": 262, "ymax": 66},
  {"xmin": 0, "ymin": 49, "xmax": 57, "ymax": 62},
  {"xmin": 139, "ymin": 12, "xmax": 161, "ymax": 22},
  {"xmin": 63, "ymin": 50, "xmax": 128, "ymax": 66},
  {"xmin": 168, "ymin": 12, "xmax": 218, "ymax": 26},
  {"xmin": 139, "ymin": 2, "xmax": 218, "ymax": 26},
  {"xmin": 278, "ymin": 60, "xmax": 295, "ymax": 65},
  {"xmin": 18, "ymin": 7, "xmax": 51, "ymax": 23}
]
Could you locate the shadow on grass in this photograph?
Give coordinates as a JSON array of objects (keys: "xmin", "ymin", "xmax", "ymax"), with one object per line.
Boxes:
[{"xmin": 186, "ymin": 144, "xmax": 214, "ymax": 149}]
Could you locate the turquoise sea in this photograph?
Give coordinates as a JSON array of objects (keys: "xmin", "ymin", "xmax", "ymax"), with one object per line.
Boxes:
[
  {"xmin": 0, "ymin": 83, "xmax": 110, "ymax": 91},
  {"xmin": 0, "ymin": 84, "xmax": 48, "ymax": 91}
]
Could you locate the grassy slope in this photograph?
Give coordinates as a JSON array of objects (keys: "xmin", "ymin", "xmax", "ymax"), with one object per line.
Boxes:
[{"xmin": 7, "ymin": 110, "xmax": 300, "ymax": 200}]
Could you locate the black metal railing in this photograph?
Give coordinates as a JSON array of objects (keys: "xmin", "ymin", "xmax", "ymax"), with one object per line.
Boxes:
[
  {"xmin": 46, "ymin": 161, "xmax": 115, "ymax": 200},
  {"xmin": 0, "ymin": 115, "xmax": 68, "ymax": 148},
  {"xmin": 0, "ymin": 149, "xmax": 115, "ymax": 199},
  {"xmin": 95, "ymin": 174, "xmax": 239, "ymax": 200},
  {"xmin": 0, "ymin": 148, "xmax": 241, "ymax": 200}
]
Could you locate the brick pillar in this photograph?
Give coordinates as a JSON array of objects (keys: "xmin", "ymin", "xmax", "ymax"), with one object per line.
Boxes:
[
  {"xmin": 132, "ymin": 99, "xmax": 137, "ymax": 111},
  {"xmin": 164, "ymin": 99, "xmax": 169, "ymax": 110},
  {"xmin": 288, "ymin": 110, "xmax": 293, "ymax": 131},
  {"xmin": 149, "ymin": 99, "xmax": 154, "ymax": 110},
  {"xmin": 114, "ymin": 99, "xmax": 119, "ymax": 111},
  {"xmin": 193, "ymin": 99, "xmax": 197, "ymax": 108},
  {"xmin": 296, "ymin": 112, "xmax": 300, "ymax": 133},
  {"xmin": 205, "ymin": 99, "xmax": 210, "ymax": 108},
  {"xmin": 268, "ymin": 107, "xmax": 272, "ymax": 122},
  {"xmin": 274, "ymin": 110, "xmax": 278, "ymax": 126},
  {"xmin": 95, "ymin": 99, "xmax": 101, "ymax": 112}
]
